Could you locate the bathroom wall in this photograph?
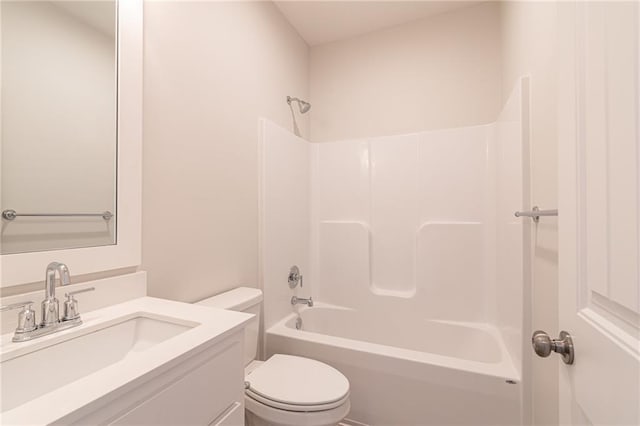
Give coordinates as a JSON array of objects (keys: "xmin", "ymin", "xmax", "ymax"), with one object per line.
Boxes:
[
  {"xmin": 500, "ymin": 3, "xmax": 559, "ymax": 425},
  {"xmin": 142, "ymin": 1, "xmax": 309, "ymax": 302},
  {"xmin": 309, "ymin": 1, "xmax": 502, "ymax": 142},
  {"xmin": 1, "ymin": 1, "xmax": 116, "ymax": 254}
]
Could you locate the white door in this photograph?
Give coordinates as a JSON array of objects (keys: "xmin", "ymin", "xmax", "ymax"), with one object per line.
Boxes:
[{"xmin": 558, "ymin": 1, "xmax": 640, "ymax": 425}]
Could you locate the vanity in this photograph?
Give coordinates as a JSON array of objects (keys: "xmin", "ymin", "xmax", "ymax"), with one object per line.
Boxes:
[{"xmin": 1, "ymin": 290, "xmax": 252, "ymax": 425}]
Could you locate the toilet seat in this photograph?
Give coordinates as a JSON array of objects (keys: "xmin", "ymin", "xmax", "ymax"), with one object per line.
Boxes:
[
  {"xmin": 246, "ymin": 389, "xmax": 350, "ymax": 412},
  {"xmin": 244, "ymin": 395, "xmax": 351, "ymax": 426},
  {"xmin": 245, "ymin": 354, "xmax": 350, "ymax": 413}
]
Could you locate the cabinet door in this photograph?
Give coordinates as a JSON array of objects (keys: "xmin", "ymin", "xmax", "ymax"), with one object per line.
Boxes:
[
  {"xmin": 109, "ymin": 340, "xmax": 244, "ymax": 426},
  {"xmin": 209, "ymin": 402, "xmax": 243, "ymax": 426}
]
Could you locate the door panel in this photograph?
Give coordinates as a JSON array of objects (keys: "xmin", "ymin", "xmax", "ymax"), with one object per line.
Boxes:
[{"xmin": 558, "ymin": 2, "xmax": 640, "ymax": 425}]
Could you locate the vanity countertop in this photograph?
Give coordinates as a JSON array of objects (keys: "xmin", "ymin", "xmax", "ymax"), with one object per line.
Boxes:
[{"xmin": 0, "ymin": 297, "xmax": 252, "ymax": 425}]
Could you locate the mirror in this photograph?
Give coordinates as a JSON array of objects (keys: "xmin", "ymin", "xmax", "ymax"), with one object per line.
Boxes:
[{"xmin": 1, "ymin": 0, "xmax": 117, "ymax": 255}]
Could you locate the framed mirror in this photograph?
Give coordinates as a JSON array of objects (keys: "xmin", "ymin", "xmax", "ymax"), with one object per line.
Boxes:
[
  {"xmin": 1, "ymin": 0, "xmax": 117, "ymax": 255},
  {"xmin": 1, "ymin": 0, "xmax": 142, "ymax": 287}
]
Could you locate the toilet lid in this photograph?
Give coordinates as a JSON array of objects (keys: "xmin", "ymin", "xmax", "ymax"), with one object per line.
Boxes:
[{"xmin": 246, "ymin": 354, "xmax": 350, "ymax": 408}]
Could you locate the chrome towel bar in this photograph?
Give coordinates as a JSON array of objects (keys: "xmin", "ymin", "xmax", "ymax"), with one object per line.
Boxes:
[
  {"xmin": 2, "ymin": 209, "xmax": 113, "ymax": 221},
  {"xmin": 514, "ymin": 206, "xmax": 558, "ymax": 223}
]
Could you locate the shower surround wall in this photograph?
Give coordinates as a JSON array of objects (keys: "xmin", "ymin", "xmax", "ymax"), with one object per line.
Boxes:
[
  {"xmin": 310, "ymin": 81, "xmax": 525, "ymax": 363},
  {"xmin": 261, "ymin": 81, "xmax": 528, "ymax": 425},
  {"xmin": 312, "ymin": 128, "xmax": 492, "ymax": 318},
  {"xmin": 259, "ymin": 121, "xmax": 312, "ymax": 331},
  {"xmin": 263, "ymin": 80, "xmax": 525, "ymax": 330}
]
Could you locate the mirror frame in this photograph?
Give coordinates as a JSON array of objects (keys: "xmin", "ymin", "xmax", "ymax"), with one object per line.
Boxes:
[{"xmin": 1, "ymin": 0, "xmax": 142, "ymax": 287}]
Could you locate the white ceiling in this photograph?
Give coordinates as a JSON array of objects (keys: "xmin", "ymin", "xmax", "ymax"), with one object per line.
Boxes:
[{"xmin": 274, "ymin": 1, "xmax": 480, "ymax": 46}]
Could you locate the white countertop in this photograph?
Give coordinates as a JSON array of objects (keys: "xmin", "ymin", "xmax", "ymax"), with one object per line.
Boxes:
[{"xmin": 0, "ymin": 296, "xmax": 252, "ymax": 425}]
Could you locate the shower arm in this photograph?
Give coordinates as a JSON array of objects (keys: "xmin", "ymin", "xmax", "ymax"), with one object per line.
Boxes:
[{"xmin": 286, "ymin": 96, "xmax": 311, "ymax": 113}]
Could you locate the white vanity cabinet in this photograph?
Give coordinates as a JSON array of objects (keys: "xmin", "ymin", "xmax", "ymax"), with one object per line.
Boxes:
[
  {"xmin": 64, "ymin": 332, "xmax": 245, "ymax": 426},
  {"xmin": 0, "ymin": 297, "xmax": 251, "ymax": 426}
]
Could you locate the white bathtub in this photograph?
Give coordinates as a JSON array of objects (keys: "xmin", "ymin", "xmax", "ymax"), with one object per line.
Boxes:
[{"xmin": 266, "ymin": 304, "xmax": 522, "ymax": 426}]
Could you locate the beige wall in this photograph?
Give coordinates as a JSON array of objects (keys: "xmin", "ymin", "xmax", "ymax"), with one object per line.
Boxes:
[
  {"xmin": 500, "ymin": 3, "xmax": 559, "ymax": 426},
  {"xmin": 308, "ymin": 2, "xmax": 502, "ymax": 142},
  {"xmin": 142, "ymin": 1, "xmax": 309, "ymax": 302}
]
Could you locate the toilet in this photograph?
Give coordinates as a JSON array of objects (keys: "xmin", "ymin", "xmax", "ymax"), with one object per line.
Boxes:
[{"xmin": 197, "ymin": 287, "xmax": 351, "ymax": 426}]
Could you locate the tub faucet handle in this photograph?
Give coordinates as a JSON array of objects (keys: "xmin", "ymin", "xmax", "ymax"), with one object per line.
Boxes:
[{"xmin": 288, "ymin": 265, "xmax": 303, "ymax": 288}]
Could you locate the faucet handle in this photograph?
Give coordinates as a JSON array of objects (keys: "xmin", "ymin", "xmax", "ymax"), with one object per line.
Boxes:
[
  {"xmin": 1, "ymin": 301, "xmax": 37, "ymax": 333},
  {"xmin": 1, "ymin": 300, "xmax": 34, "ymax": 312},
  {"xmin": 63, "ymin": 287, "xmax": 95, "ymax": 321},
  {"xmin": 288, "ymin": 265, "xmax": 303, "ymax": 288},
  {"xmin": 65, "ymin": 287, "xmax": 95, "ymax": 298}
]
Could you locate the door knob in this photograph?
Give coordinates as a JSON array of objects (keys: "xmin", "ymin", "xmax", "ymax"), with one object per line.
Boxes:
[{"xmin": 532, "ymin": 330, "xmax": 574, "ymax": 365}]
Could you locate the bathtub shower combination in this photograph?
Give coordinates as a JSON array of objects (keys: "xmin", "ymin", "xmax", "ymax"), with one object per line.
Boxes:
[{"xmin": 259, "ymin": 80, "xmax": 529, "ymax": 426}]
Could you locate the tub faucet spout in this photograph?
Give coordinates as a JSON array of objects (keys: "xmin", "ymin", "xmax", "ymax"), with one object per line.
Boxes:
[{"xmin": 291, "ymin": 296, "xmax": 313, "ymax": 307}]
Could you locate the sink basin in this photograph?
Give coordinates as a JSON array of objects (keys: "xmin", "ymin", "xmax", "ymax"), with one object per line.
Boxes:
[{"xmin": 1, "ymin": 313, "xmax": 194, "ymax": 412}]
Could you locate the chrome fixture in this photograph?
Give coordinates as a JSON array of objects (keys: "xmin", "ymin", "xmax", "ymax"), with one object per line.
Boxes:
[
  {"xmin": 63, "ymin": 287, "xmax": 95, "ymax": 321},
  {"xmin": 2, "ymin": 209, "xmax": 113, "ymax": 221},
  {"xmin": 1, "ymin": 263, "xmax": 95, "ymax": 342},
  {"xmin": 532, "ymin": 330, "xmax": 574, "ymax": 365},
  {"xmin": 295, "ymin": 315, "xmax": 303, "ymax": 330},
  {"xmin": 514, "ymin": 206, "xmax": 558, "ymax": 223},
  {"xmin": 1, "ymin": 301, "xmax": 37, "ymax": 334},
  {"xmin": 291, "ymin": 296, "xmax": 313, "ymax": 307},
  {"xmin": 288, "ymin": 265, "xmax": 303, "ymax": 289},
  {"xmin": 286, "ymin": 96, "xmax": 311, "ymax": 114},
  {"xmin": 42, "ymin": 262, "xmax": 71, "ymax": 326}
]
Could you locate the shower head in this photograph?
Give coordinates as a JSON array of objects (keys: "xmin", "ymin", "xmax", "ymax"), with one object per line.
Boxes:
[{"xmin": 287, "ymin": 96, "xmax": 311, "ymax": 114}]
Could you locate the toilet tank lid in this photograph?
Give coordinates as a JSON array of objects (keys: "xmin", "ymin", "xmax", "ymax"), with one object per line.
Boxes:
[{"xmin": 196, "ymin": 287, "xmax": 263, "ymax": 311}]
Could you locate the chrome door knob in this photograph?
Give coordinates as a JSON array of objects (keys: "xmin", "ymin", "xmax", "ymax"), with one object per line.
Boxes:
[
  {"xmin": 532, "ymin": 330, "xmax": 574, "ymax": 365},
  {"xmin": 532, "ymin": 331, "xmax": 553, "ymax": 357}
]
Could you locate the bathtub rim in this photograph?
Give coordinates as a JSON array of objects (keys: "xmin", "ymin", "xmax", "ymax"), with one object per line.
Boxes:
[{"xmin": 268, "ymin": 303, "xmax": 521, "ymax": 383}]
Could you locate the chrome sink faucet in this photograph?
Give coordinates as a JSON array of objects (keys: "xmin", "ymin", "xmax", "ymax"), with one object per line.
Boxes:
[
  {"xmin": 0, "ymin": 262, "xmax": 94, "ymax": 342},
  {"xmin": 42, "ymin": 261, "xmax": 71, "ymax": 326},
  {"xmin": 291, "ymin": 296, "xmax": 313, "ymax": 307}
]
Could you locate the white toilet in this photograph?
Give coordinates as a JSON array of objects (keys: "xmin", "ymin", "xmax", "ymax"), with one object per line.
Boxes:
[{"xmin": 197, "ymin": 287, "xmax": 351, "ymax": 426}]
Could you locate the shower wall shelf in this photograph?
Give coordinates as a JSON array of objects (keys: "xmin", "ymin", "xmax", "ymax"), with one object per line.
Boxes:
[{"xmin": 514, "ymin": 206, "xmax": 558, "ymax": 223}]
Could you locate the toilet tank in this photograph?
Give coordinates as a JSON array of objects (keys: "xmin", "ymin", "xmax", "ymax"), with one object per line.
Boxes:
[{"xmin": 196, "ymin": 287, "xmax": 262, "ymax": 366}]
